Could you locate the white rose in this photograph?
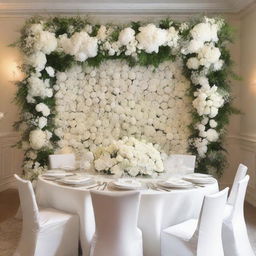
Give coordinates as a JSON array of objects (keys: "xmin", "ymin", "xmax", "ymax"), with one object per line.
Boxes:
[
  {"xmin": 45, "ymin": 66, "xmax": 55, "ymax": 77},
  {"xmin": 38, "ymin": 116, "xmax": 47, "ymax": 129},
  {"xmin": 29, "ymin": 129, "xmax": 47, "ymax": 150},
  {"xmin": 187, "ymin": 57, "xmax": 200, "ymax": 70}
]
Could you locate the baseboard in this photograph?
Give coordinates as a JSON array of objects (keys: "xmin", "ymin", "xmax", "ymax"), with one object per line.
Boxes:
[{"xmin": 0, "ymin": 177, "xmax": 17, "ymax": 192}]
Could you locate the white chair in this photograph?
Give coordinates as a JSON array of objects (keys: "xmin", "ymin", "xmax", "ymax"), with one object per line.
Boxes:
[
  {"xmin": 163, "ymin": 154, "xmax": 196, "ymax": 175},
  {"xmin": 49, "ymin": 153, "xmax": 76, "ymax": 169},
  {"xmin": 222, "ymin": 175, "xmax": 255, "ymax": 256},
  {"xmin": 228, "ymin": 163, "xmax": 248, "ymax": 205},
  {"xmin": 14, "ymin": 174, "xmax": 79, "ymax": 256},
  {"xmin": 90, "ymin": 191, "xmax": 143, "ymax": 256},
  {"xmin": 161, "ymin": 188, "xmax": 229, "ymax": 256}
]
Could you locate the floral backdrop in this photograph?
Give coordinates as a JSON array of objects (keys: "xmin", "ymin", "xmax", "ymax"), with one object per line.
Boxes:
[{"xmin": 13, "ymin": 16, "xmax": 237, "ymax": 180}]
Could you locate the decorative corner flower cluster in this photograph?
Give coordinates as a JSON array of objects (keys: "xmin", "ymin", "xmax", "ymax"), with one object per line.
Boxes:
[
  {"xmin": 93, "ymin": 137, "xmax": 164, "ymax": 177},
  {"xmin": 13, "ymin": 16, "xmax": 236, "ymax": 180}
]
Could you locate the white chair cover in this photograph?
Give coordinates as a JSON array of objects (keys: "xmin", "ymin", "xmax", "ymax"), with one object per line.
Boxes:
[
  {"xmin": 90, "ymin": 191, "xmax": 143, "ymax": 256},
  {"xmin": 161, "ymin": 188, "xmax": 229, "ymax": 256},
  {"xmin": 222, "ymin": 175, "xmax": 255, "ymax": 256},
  {"xmin": 14, "ymin": 174, "xmax": 79, "ymax": 256},
  {"xmin": 163, "ymin": 154, "xmax": 196, "ymax": 175},
  {"xmin": 228, "ymin": 163, "xmax": 247, "ymax": 205},
  {"xmin": 49, "ymin": 153, "xmax": 76, "ymax": 169}
]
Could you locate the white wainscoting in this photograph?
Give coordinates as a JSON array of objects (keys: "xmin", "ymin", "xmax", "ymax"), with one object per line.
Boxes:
[
  {"xmin": 226, "ymin": 134, "xmax": 256, "ymax": 207},
  {"xmin": 0, "ymin": 132, "xmax": 23, "ymax": 192}
]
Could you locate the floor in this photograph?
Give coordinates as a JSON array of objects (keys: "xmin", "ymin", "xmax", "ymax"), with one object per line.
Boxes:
[{"xmin": 0, "ymin": 189, "xmax": 255, "ymax": 255}]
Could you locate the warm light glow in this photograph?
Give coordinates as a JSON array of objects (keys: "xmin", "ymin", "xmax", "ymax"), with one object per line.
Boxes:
[{"xmin": 0, "ymin": 58, "xmax": 23, "ymax": 81}]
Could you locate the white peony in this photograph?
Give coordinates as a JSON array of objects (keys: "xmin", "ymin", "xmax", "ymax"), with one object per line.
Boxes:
[
  {"xmin": 198, "ymin": 44, "xmax": 221, "ymax": 68},
  {"xmin": 191, "ymin": 22, "xmax": 218, "ymax": 43},
  {"xmin": 29, "ymin": 129, "xmax": 47, "ymax": 150},
  {"xmin": 118, "ymin": 27, "xmax": 135, "ymax": 46},
  {"xmin": 60, "ymin": 32, "xmax": 98, "ymax": 62},
  {"xmin": 35, "ymin": 103, "xmax": 50, "ymax": 116},
  {"xmin": 136, "ymin": 24, "xmax": 167, "ymax": 53}
]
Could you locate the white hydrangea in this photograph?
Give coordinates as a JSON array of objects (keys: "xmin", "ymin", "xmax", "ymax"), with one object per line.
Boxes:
[
  {"xmin": 35, "ymin": 103, "xmax": 50, "ymax": 116},
  {"xmin": 59, "ymin": 32, "xmax": 98, "ymax": 61},
  {"xmin": 193, "ymin": 138, "xmax": 208, "ymax": 157},
  {"xmin": 29, "ymin": 129, "xmax": 47, "ymax": 150},
  {"xmin": 193, "ymin": 85, "xmax": 225, "ymax": 118},
  {"xmin": 97, "ymin": 25, "xmax": 108, "ymax": 41},
  {"xmin": 27, "ymin": 52, "xmax": 47, "ymax": 72},
  {"xmin": 136, "ymin": 24, "xmax": 167, "ymax": 53},
  {"xmin": 27, "ymin": 74, "xmax": 53, "ymax": 103},
  {"xmin": 165, "ymin": 27, "xmax": 179, "ymax": 48},
  {"xmin": 30, "ymin": 23, "xmax": 57, "ymax": 54}
]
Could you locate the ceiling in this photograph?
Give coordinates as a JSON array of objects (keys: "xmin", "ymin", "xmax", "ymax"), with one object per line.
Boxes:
[{"xmin": 0, "ymin": 0, "xmax": 254, "ymax": 14}]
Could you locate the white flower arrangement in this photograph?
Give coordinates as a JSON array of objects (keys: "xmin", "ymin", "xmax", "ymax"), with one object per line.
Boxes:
[
  {"xmin": 14, "ymin": 16, "xmax": 233, "ymax": 179},
  {"xmin": 93, "ymin": 137, "xmax": 164, "ymax": 177}
]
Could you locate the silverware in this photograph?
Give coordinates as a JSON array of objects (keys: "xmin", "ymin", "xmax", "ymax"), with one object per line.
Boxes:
[{"xmin": 149, "ymin": 182, "xmax": 172, "ymax": 192}]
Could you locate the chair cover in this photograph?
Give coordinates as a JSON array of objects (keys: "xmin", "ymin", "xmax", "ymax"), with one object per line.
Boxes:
[
  {"xmin": 228, "ymin": 163, "xmax": 247, "ymax": 205},
  {"xmin": 90, "ymin": 191, "xmax": 143, "ymax": 256},
  {"xmin": 161, "ymin": 188, "xmax": 229, "ymax": 256},
  {"xmin": 222, "ymin": 175, "xmax": 255, "ymax": 256},
  {"xmin": 163, "ymin": 154, "xmax": 196, "ymax": 175},
  {"xmin": 14, "ymin": 174, "xmax": 79, "ymax": 256},
  {"xmin": 49, "ymin": 153, "xmax": 76, "ymax": 169}
]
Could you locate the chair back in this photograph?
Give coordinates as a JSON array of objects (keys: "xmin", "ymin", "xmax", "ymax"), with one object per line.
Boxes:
[
  {"xmin": 196, "ymin": 188, "xmax": 229, "ymax": 256},
  {"xmin": 90, "ymin": 191, "xmax": 141, "ymax": 255},
  {"xmin": 230, "ymin": 175, "xmax": 250, "ymax": 220},
  {"xmin": 163, "ymin": 154, "xmax": 196, "ymax": 174},
  {"xmin": 49, "ymin": 153, "xmax": 75, "ymax": 169},
  {"xmin": 14, "ymin": 174, "xmax": 39, "ymax": 229},
  {"xmin": 228, "ymin": 164, "xmax": 248, "ymax": 205}
]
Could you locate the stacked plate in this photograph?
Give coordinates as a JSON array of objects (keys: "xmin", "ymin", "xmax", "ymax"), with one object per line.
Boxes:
[
  {"xmin": 183, "ymin": 173, "xmax": 215, "ymax": 184},
  {"xmin": 157, "ymin": 178, "xmax": 194, "ymax": 189},
  {"xmin": 58, "ymin": 176, "xmax": 94, "ymax": 186},
  {"xmin": 110, "ymin": 179, "xmax": 143, "ymax": 190},
  {"xmin": 42, "ymin": 170, "xmax": 74, "ymax": 178}
]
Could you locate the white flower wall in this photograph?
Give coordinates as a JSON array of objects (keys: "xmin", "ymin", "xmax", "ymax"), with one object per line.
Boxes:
[
  {"xmin": 54, "ymin": 60, "xmax": 192, "ymax": 156},
  {"xmin": 13, "ymin": 16, "xmax": 236, "ymax": 180}
]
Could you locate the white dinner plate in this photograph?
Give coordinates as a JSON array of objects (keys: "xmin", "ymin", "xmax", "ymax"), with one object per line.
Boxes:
[
  {"xmin": 111, "ymin": 179, "xmax": 142, "ymax": 190},
  {"xmin": 58, "ymin": 176, "xmax": 93, "ymax": 185},
  {"xmin": 157, "ymin": 178, "xmax": 194, "ymax": 189},
  {"xmin": 42, "ymin": 171, "xmax": 74, "ymax": 178},
  {"xmin": 183, "ymin": 174, "xmax": 216, "ymax": 184},
  {"xmin": 184, "ymin": 173, "xmax": 212, "ymax": 179}
]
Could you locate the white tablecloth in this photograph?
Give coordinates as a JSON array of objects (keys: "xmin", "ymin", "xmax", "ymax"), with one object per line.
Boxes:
[{"xmin": 35, "ymin": 176, "xmax": 218, "ymax": 256}]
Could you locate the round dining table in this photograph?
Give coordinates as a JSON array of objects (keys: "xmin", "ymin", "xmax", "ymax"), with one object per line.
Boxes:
[{"xmin": 35, "ymin": 174, "xmax": 219, "ymax": 256}]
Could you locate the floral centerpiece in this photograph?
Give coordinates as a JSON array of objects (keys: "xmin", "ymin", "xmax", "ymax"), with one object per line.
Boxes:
[{"xmin": 93, "ymin": 137, "xmax": 164, "ymax": 177}]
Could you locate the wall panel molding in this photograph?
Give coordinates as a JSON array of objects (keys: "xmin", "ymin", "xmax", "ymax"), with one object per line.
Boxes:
[
  {"xmin": 0, "ymin": 132, "xmax": 23, "ymax": 191},
  {"xmin": 0, "ymin": 1, "xmax": 253, "ymax": 14},
  {"xmin": 227, "ymin": 133, "xmax": 256, "ymax": 207}
]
